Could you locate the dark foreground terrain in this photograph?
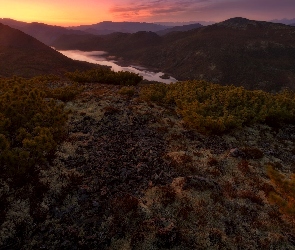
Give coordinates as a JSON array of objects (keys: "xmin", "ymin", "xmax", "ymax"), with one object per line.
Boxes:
[{"xmin": 2, "ymin": 81, "xmax": 295, "ymax": 249}]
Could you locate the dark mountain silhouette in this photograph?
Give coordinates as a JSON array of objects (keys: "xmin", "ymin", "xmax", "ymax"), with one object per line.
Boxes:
[
  {"xmin": 270, "ymin": 18, "xmax": 295, "ymax": 25},
  {"xmin": 0, "ymin": 23, "xmax": 94, "ymax": 77},
  {"xmin": 69, "ymin": 21, "xmax": 170, "ymax": 35},
  {"xmin": 156, "ymin": 23, "xmax": 203, "ymax": 36},
  {"xmin": 0, "ymin": 18, "xmax": 87, "ymax": 45},
  {"xmin": 52, "ymin": 31, "xmax": 161, "ymax": 56},
  {"xmin": 53, "ymin": 17, "xmax": 295, "ymax": 92},
  {"xmin": 291, "ymin": 23, "xmax": 295, "ymax": 26},
  {"xmin": 155, "ymin": 21, "xmax": 214, "ymax": 26},
  {"xmin": 0, "ymin": 18, "xmax": 28, "ymax": 27}
]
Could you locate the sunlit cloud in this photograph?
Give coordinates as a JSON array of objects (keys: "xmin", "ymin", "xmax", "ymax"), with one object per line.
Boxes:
[
  {"xmin": 109, "ymin": 0, "xmax": 295, "ymax": 22},
  {"xmin": 110, "ymin": 0, "xmax": 211, "ymax": 21},
  {"xmin": 0, "ymin": 0, "xmax": 294, "ymax": 25}
]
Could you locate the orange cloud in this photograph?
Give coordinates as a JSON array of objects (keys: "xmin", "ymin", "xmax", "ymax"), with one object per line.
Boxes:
[{"xmin": 109, "ymin": 0, "xmax": 209, "ymax": 21}]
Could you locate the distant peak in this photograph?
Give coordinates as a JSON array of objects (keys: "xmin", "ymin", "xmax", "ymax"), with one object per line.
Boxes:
[
  {"xmin": 225, "ymin": 17, "xmax": 251, "ymax": 22},
  {"xmin": 216, "ymin": 17, "xmax": 291, "ymax": 29},
  {"xmin": 218, "ymin": 17, "xmax": 257, "ymax": 27}
]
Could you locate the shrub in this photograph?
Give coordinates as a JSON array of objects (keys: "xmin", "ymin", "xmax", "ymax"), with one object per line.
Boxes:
[
  {"xmin": 118, "ymin": 86, "xmax": 135, "ymax": 97},
  {"xmin": 140, "ymin": 83, "xmax": 168, "ymax": 103},
  {"xmin": 66, "ymin": 68, "xmax": 143, "ymax": 86},
  {"xmin": 0, "ymin": 77, "xmax": 68, "ymax": 180},
  {"xmin": 140, "ymin": 80, "xmax": 295, "ymax": 134}
]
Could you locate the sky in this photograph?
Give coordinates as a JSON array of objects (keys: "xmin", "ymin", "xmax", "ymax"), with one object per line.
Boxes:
[{"xmin": 0, "ymin": 0, "xmax": 294, "ymax": 26}]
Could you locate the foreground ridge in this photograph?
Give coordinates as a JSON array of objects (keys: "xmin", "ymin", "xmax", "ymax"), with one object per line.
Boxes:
[{"xmin": 2, "ymin": 79, "xmax": 295, "ymax": 248}]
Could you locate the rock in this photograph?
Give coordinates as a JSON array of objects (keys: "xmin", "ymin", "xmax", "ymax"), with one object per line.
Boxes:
[
  {"xmin": 183, "ymin": 176, "xmax": 221, "ymax": 192},
  {"xmin": 229, "ymin": 148, "xmax": 245, "ymax": 158}
]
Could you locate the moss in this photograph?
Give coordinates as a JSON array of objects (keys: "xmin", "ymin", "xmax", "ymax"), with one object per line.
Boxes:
[{"xmin": 267, "ymin": 165, "xmax": 295, "ymax": 219}]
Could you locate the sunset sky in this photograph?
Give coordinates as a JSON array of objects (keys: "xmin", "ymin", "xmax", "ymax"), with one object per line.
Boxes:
[{"xmin": 0, "ymin": 0, "xmax": 294, "ymax": 26}]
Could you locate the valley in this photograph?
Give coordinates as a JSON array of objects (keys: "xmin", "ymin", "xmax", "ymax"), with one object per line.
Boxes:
[
  {"xmin": 57, "ymin": 49, "xmax": 177, "ymax": 83},
  {"xmin": 52, "ymin": 17, "xmax": 295, "ymax": 92}
]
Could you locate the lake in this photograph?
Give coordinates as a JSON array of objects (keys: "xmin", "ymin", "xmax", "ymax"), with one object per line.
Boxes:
[{"xmin": 57, "ymin": 49, "xmax": 178, "ymax": 84}]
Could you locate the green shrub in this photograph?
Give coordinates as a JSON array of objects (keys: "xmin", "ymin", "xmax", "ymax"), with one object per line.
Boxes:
[
  {"xmin": 66, "ymin": 68, "xmax": 143, "ymax": 86},
  {"xmin": 27, "ymin": 75, "xmax": 84, "ymax": 102},
  {"xmin": 118, "ymin": 86, "xmax": 135, "ymax": 97},
  {"xmin": 0, "ymin": 77, "xmax": 68, "ymax": 179},
  {"xmin": 140, "ymin": 83, "xmax": 168, "ymax": 103},
  {"xmin": 140, "ymin": 80, "xmax": 295, "ymax": 134}
]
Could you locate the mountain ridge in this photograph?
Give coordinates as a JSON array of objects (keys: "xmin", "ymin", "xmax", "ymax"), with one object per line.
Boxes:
[
  {"xmin": 0, "ymin": 18, "xmax": 87, "ymax": 45},
  {"xmin": 68, "ymin": 21, "xmax": 171, "ymax": 35},
  {"xmin": 156, "ymin": 23, "xmax": 203, "ymax": 36},
  {"xmin": 0, "ymin": 23, "xmax": 95, "ymax": 77},
  {"xmin": 52, "ymin": 17, "xmax": 295, "ymax": 92}
]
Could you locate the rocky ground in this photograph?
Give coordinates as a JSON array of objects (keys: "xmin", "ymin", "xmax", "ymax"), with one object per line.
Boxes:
[{"xmin": 2, "ymin": 83, "xmax": 295, "ymax": 249}]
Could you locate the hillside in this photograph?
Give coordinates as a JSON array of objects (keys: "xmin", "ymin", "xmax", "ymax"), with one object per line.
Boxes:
[
  {"xmin": 53, "ymin": 31, "xmax": 162, "ymax": 61},
  {"xmin": 2, "ymin": 74, "xmax": 295, "ymax": 248},
  {"xmin": 0, "ymin": 18, "xmax": 87, "ymax": 45},
  {"xmin": 53, "ymin": 17, "xmax": 295, "ymax": 92},
  {"xmin": 156, "ymin": 23, "xmax": 203, "ymax": 36},
  {"xmin": 0, "ymin": 23, "xmax": 95, "ymax": 77},
  {"xmin": 69, "ymin": 21, "xmax": 170, "ymax": 35}
]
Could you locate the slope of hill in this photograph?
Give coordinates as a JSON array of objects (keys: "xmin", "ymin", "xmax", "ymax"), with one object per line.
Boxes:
[
  {"xmin": 155, "ymin": 21, "xmax": 214, "ymax": 26},
  {"xmin": 0, "ymin": 23, "xmax": 94, "ymax": 77},
  {"xmin": 53, "ymin": 31, "xmax": 162, "ymax": 58},
  {"xmin": 69, "ymin": 21, "xmax": 171, "ymax": 35},
  {"xmin": 0, "ymin": 18, "xmax": 87, "ymax": 45},
  {"xmin": 53, "ymin": 17, "xmax": 295, "ymax": 92},
  {"xmin": 2, "ymin": 77, "xmax": 295, "ymax": 248},
  {"xmin": 156, "ymin": 23, "xmax": 203, "ymax": 36},
  {"xmin": 0, "ymin": 18, "xmax": 28, "ymax": 27}
]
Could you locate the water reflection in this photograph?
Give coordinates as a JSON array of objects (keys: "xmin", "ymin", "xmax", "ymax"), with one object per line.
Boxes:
[{"xmin": 57, "ymin": 50, "xmax": 177, "ymax": 84}]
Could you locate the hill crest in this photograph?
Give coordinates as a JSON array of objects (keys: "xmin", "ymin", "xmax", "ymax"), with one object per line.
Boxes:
[{"xmin": 0, "ymin": 23, "xmax": 94, "ymax": 77}]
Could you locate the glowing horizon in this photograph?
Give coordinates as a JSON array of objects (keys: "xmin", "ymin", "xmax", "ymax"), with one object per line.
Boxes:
[{"xmin": 0, "ymin": 0, "xmax": 294, "ymax": 27}]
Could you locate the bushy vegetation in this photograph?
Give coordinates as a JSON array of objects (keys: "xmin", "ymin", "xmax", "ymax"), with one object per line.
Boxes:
[
  {"xmin": 24, "ymin": 75, "xmax": 85, "ymax": 102},
  {"xmin": 66, "ymin": 68, "xmax": 143, "ymax": 86},
  {"xmin": 140, "ymin": 80, "xmax": 295, "ymax": 133},
  {"xmin": 118, "ymin": 86, "xmax": 135, "ymax": 97},
  {"xmin": 267, "ymin": 165, "xmax": 295, "ymax": 221},
  {"xmin": 0, "ymin": 76, "xmax": 70, "ymax": 181}
]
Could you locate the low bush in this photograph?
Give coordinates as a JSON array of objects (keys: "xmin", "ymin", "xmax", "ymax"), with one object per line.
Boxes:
[
  {"xmin": 140, "ymin": 80, "xmax": 295, "ymax": 134},
  {"xmin": 118, "ymin": 86, "xmax": 135, "ymax": 97},
  {"xmin": 66, "ymin": 68, "xmax": 143, "ymax": 86},
  {"xmin": 0, "ymin": 77, "xmax": 68, "ymax": 181}
]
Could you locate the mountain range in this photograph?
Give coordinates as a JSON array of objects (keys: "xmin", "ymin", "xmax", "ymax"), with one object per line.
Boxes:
[
  {"xmin": 270, "ymin": 18, "xmax": 295, "ymax": 25},
  {"xmin": 0, "ymin": 23, "xmax": 94, "ymax": 77},
  {"xmin": 156, "ymin": 23, "xmax": 203, "ymax": 36},
  {"xmin": 1, "ymin": 17, "xmax": 295, "ymax": 91},
  {"xmin": 0, "ymin": 18, "xmax": 87, "ymax": 45},
  {"xmin": 0, "ymin": 18, "xmax": 206, "ymax": 44},
  {"xmin": 69, "ymin": 21, "xmax": 171, "ymax": 35},
  {"xmin": 52, "ymin": 17, "xmax": 295, "ymax": 92}
]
